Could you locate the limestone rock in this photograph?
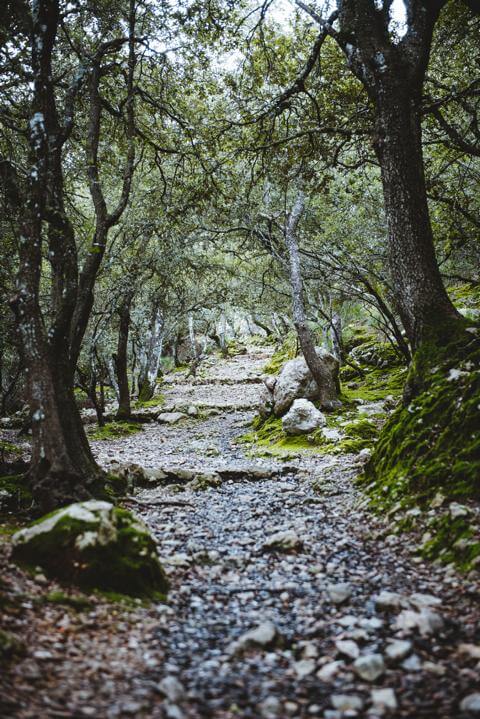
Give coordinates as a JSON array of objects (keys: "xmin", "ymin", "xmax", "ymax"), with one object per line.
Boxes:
[
  {"xmin": 187, "ymin": 472, "xmax": 222, "ymax": 491},
  {"xmin": 316, "ymin": 660, "xmax": 344, "ymax": 682},
  {"xmin": 228, "ymin": 621, "xmax": 279, "ymax": 655},
  {"xmin": 327, "ymin": 582, "xmax": 352, "ymax": 605},
  {"xmin": 371, "ymin": 688, "xmax": 397, "ymax": 711},
  {"xmin": 262, "ymin": 348, "xmax": 339, "ymax": 417},
  {"xmin": 293, "ymin": 658, "xmax": 316, "ymax": 679},
  {"xmin": 157, "ymin": 411, "xmax": 188, "ymax": 425},
  {"xmin": 331, "ymin": 695, "xmax": 364, "ymax": 712},
  {"xmin": 12, "ymin": 501, "xmax": 168, "ymax": 597},
  {"xmin": 263, "ymin": 530, "xmax": 303, "ymax": 552},
  {"xmin": 353, "ymin": 653, "xmax": 385, "ymax": 681},
  {"xmin": 282, "ymin": 399, "xmax": 326, "ymax": 436},
  {"xmin": 159, "ymin": 676, "xmax": 185, "ymax": 703},
  {"xmin": 460, "ymin": 693, "xmax": 480, "ymax": 714},
  {"xmin": 385, "ymin": 639, "xmax": 412, "ymax": 661},
  {"xmin": 335, "ymin": 639, "xmax": 360, "ymax": 659},
  {"xmin": 395, "ymin": 608, "xmax": 444, "ymax": 635},
  {"xmin": 374, "ymin": 590, "xmax": 405, "ymax": 610}
]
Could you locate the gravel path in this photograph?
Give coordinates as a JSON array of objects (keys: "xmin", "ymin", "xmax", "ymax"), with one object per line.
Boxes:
[{"xmin": 2, "ymin": 348, "xmax": 480, "ymax": 718}]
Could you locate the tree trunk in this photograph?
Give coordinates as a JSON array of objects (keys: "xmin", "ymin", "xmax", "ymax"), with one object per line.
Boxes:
[
  {"xmin": 138, "ymin": 309, "xmax": 163, "ymax": 402},
  {"xmin": 285, "ymin": 193, "xmax": 338, "ymax": 408},
  {"xmin": 374, "ymin": 83, "xmax": 460, "ymax": 348},
  {"xmin": 26, "ymin": 347, "xmax": 102, "ymax": 512},
  {"xmin": 330, "ymin": 310, "xmax": 343, "ymax": 363},
  {"xmin": 114, "ymin": 295, "xmax": 132, "ymax": 419}
]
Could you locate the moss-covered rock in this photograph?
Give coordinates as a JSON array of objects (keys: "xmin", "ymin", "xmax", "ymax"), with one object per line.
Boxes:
[
  {"xmin": 350, "ymin": 340, "xmax": 403, "ymax": 369},
  {"xmin": 359, "ymin": 327, "xmax": 480, "ymax": 568},
  {"xmin": 11, "ymin": 501, "xmax": 169, "ymax": 598},
  {"xmin": 363, "ymin": 331, "xmax": 480, "ymax": 507}
]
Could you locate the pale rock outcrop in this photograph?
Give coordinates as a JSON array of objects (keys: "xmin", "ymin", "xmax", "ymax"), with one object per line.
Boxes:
[{"xmin": 282, "ymin": 398, "xmax": 326, "ymax": 435}]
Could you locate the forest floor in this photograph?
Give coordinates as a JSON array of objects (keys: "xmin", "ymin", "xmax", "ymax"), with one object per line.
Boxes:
[{"xmin": 1, "ymin": 347, "xmax": 480, "ymax": 718}]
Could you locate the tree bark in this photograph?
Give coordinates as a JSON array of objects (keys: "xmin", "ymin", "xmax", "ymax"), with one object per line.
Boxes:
[
  {"xmin": 285, "ymin": 193, "xmax": 338, "ymax": 408},
  {"xmin": 138, "ymin": 309, "xmax": 163, "ymax": 402},
  {"xmin": 114, "ymin": 294, "xmax": 133, "ymax": 419},
  {"xmin": 11, "ymin": 0, "xmax": 103, "ymax": 512},
  {"xmin": 298, "ymin": 0, "xmax": 463, "ymax": 350},
  {"xmin": 373, "ymin": 81, "xmax": 460, "ymax": 348}
]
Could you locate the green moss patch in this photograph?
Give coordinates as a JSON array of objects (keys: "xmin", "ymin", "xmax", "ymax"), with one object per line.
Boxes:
[
  {"xmin": 263, "ymin": 334, "xmax": 298, "ymax": 375},
  {"xmin": 133, "ymin": 395, "xmax": 165, "ymax": 410},
  {"xmin": 45, "ymin": 590, "xmax": 92, "ymax": 611},
  {"xmin": 341, "ymin": 365, "xmax": 407, "ymax": 404},
  {"xmin": 89, "ymin": 421, "xmax": 142, "ymax": 441}
]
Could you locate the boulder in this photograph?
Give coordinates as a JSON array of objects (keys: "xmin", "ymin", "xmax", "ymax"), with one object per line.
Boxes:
[
  {"xmin": 260, "ymin": 348, "xmax": 339, "ymax": 417},
  {"xmin": 11, "ymin": 501, "xmax": 169, "ymax": 598},
  {"xmin": 282, "ymin": 399, "xmax": 326, "ymax": 435},
  {"xmin": 157, "ymin": 411, "xmax": 188, "ymax": 425}
]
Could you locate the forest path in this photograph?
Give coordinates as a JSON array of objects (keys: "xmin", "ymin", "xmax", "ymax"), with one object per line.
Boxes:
[
  {"xmin": 2, "ymin": 348, "xmax": 480, "ymax": 719},
  {"xmin": 94, "ymin": 347, "xmax": 480, "ymax": 718}
]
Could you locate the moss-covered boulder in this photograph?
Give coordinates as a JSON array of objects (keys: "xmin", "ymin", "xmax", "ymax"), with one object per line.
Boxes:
[{"xmin": 11, "ymin": 501, "xmax": 169, "ymax": 598}]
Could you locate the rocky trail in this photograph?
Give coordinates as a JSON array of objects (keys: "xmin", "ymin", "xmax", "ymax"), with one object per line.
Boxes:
[{"xmin": 2, "ymin": 348, "xmax": 480, "ymax": 719}]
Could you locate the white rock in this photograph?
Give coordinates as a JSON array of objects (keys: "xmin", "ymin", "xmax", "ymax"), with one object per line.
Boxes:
[
  {"xmin": 371, "ymin": 688, "xmax": 397, "ymax": 711},
  {"xmin": 353, "ymin": 654, "xmax": 385, "ymax": 681},
  {"xmin": 228, "ymin": 621, "xmax": 278, "ymax": 654},
  {"xmin": 335, "ymin": 639, "xmax": 360, "ymax": 659},
  {"xmin": 327, "ymin": 582, "xmax": 352, "ymax": 604},
  {"xmin": 460, "ymin": 693, "xmax": 480, "ymax": 713},
  {"xmin": 374, "ymin": 590, "xmax": 404, "ymax": 610},
  {"xmin": 259, "ymin": 696, "xmax": 282, "ymax": 718},
  {"xmin": 449, "ymin": 502, "xmax": 470, "ymax": 519},
  {"xmin": 157, "ymin": 412, "xmax": 188, "ymax": 425},
  {"xmin": 316, "ymin": 660, "xmax": 345, "ymax": 682},
  {"xmin": 294, "ymin": 658, "xmax": 316, "ymax": 679},
  {"xmin": 409, "ymin": 592, "xmax": 442, "ymax": 609},
  {"xmin": 385, "ymin": 639, "xmax": 412, "ymax": 661},
  {"xmin": 271, "ymin": 349, "xmax": 339, "ymax": 416},
  {"xmin": 395, "ymin": 608, "xmax": 444, "ymax": 635},
  {"xmin": 282, "ymin": 399, "xmax": 326, "ymax": 436},
  {"xmin": 331, "ymin": 694, "xmax": 364, "ymax": 711},
  {"xmin": 263, "ymin": 530, "xmax": 303, "ymax": 552},
  {"xmin": 459, "ymin": 643, "xmax": 480, "ymax": 659},
  {"xmin": 401, "ymin": 654, "xmax": 422, "ymax": 671},
  {"xmin": 159, "ymin": 676, "xmax": 185, "ymax": 703}
]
